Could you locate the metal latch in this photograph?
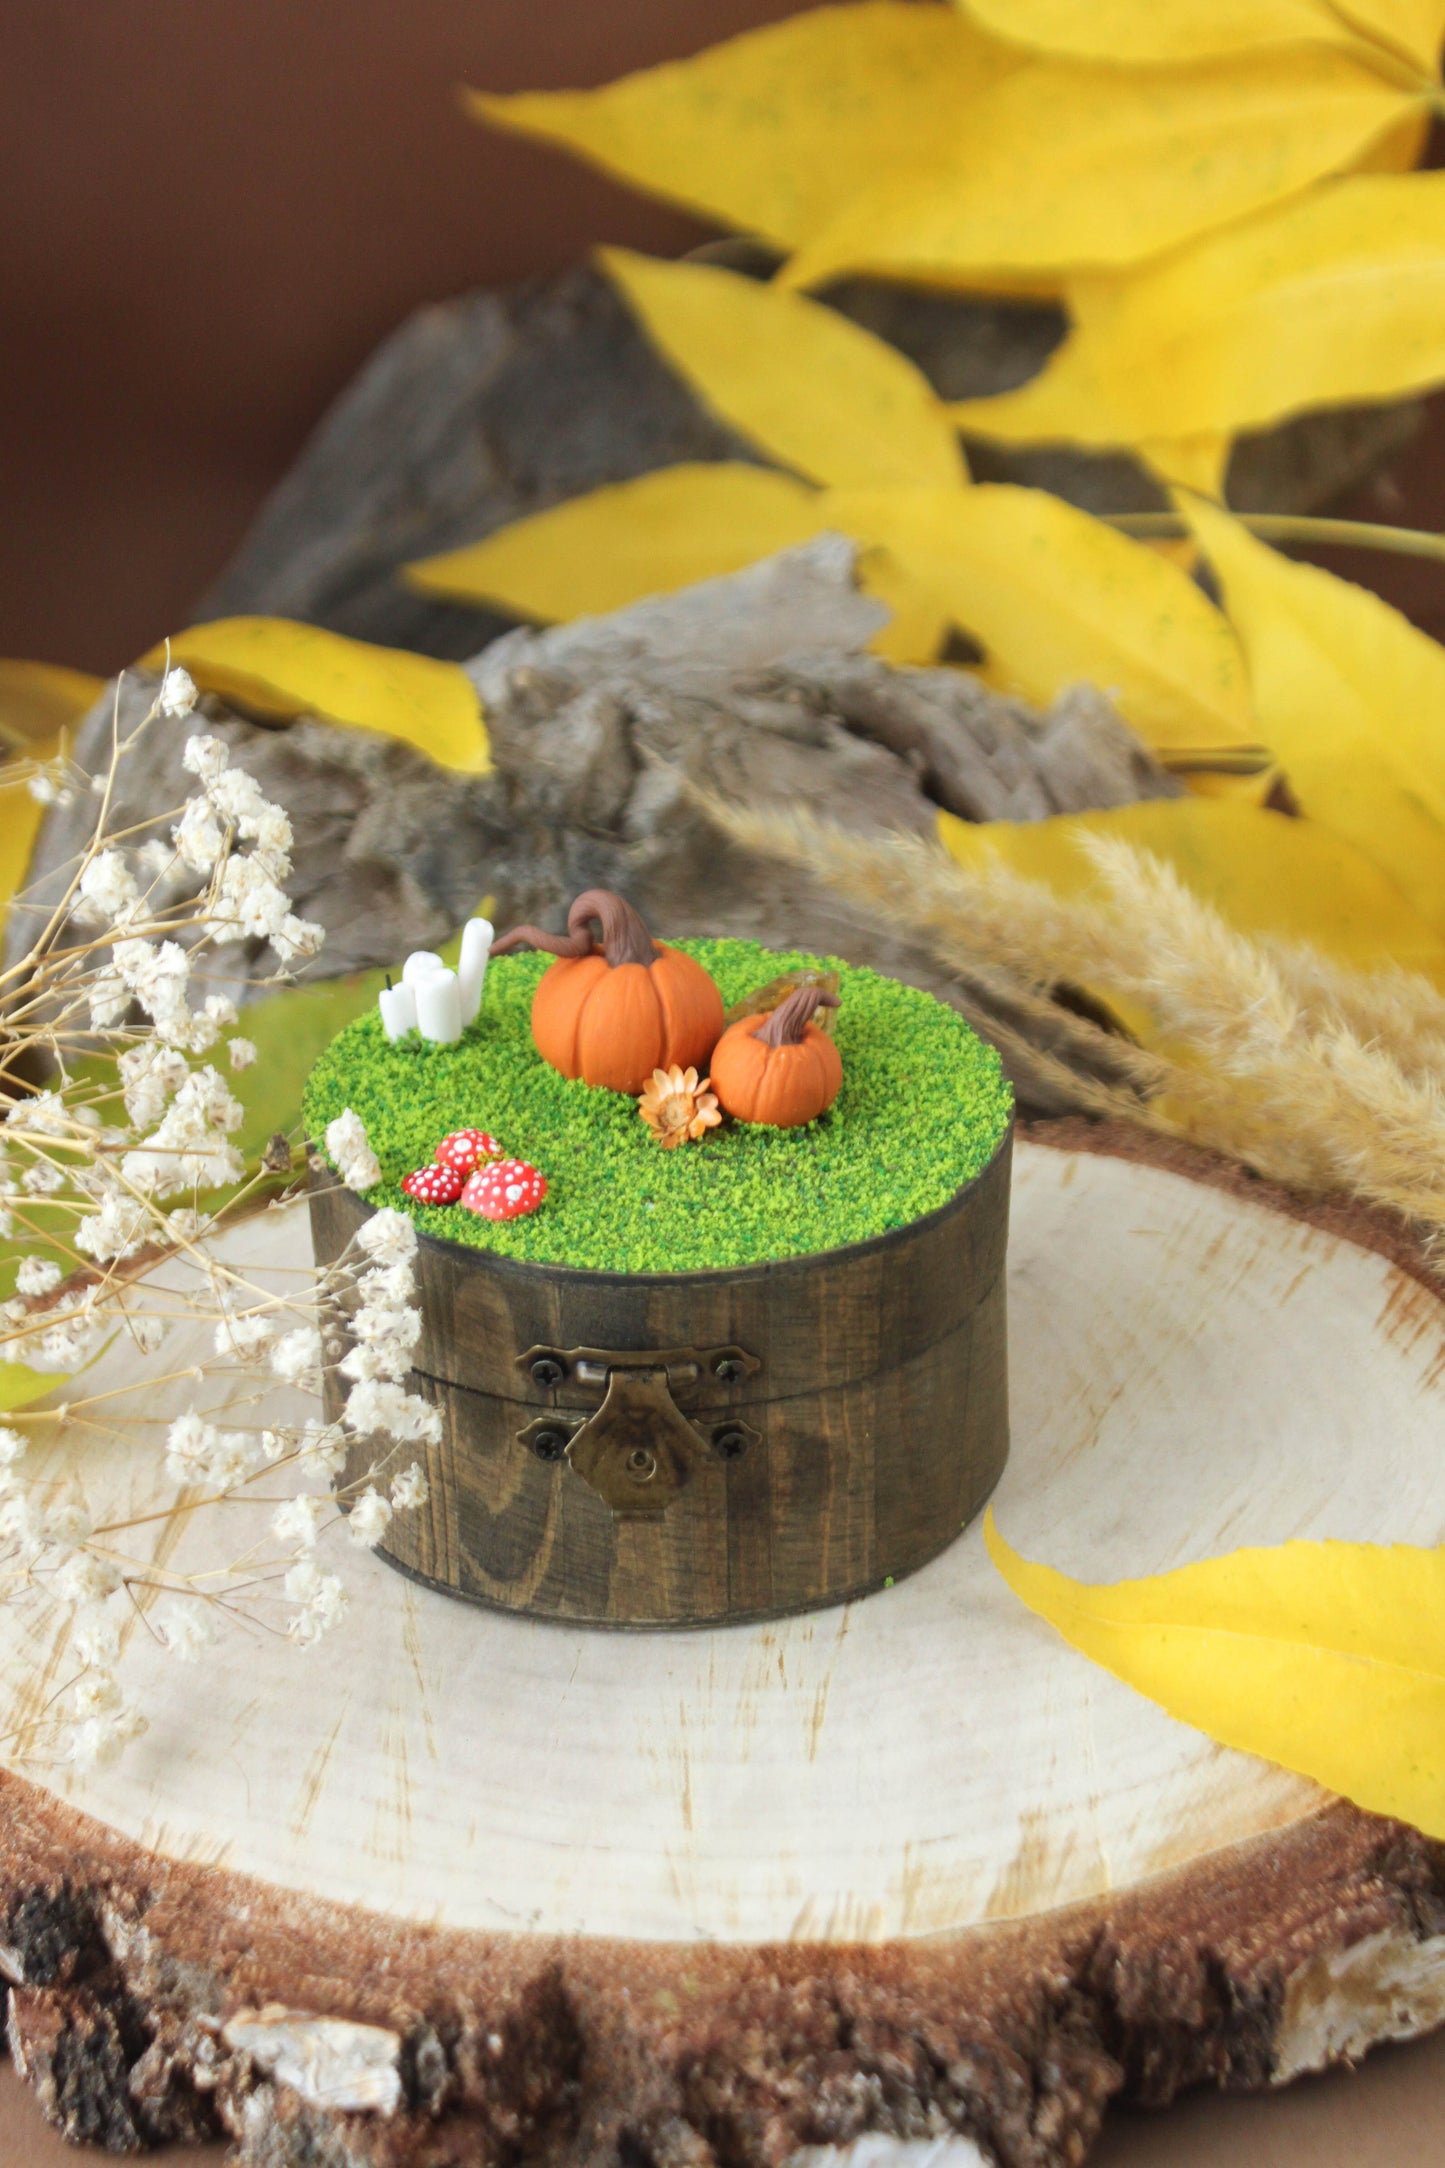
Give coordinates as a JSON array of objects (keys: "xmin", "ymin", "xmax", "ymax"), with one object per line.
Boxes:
[{"xmin": 514, "ymin": 1343, "xmax": 760, "ymax": 1517}]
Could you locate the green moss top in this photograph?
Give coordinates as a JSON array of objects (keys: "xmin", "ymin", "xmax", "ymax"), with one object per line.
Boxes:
[{"xmin": 303, "ymin": 938, "xmax": 1011, "ymax": 1274}]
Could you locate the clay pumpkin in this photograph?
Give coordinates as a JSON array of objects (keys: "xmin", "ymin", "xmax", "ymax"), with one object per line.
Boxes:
[
  {"xmin": 491, "ymin": 890, "xmax": 724, "ymax": 1095},
  {"xmin": 710, "ymin": 987, "xmax": 843, "ymax": 1128}
]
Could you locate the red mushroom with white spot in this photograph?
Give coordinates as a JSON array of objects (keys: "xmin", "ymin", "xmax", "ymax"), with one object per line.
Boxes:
[
  {"xmin": 434, "ymin": 1129, "xmax": 503, "ymax": 1174},
  {"xmin": 401, "ymin": 1162, "xmax": 467, "ymax": 1205},
  {"xmin": 460, "ymin": 1158, "xmax": 548, "ymax": 1221}
]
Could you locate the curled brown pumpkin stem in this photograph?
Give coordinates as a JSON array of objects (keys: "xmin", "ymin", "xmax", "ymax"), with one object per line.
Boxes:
[
  {"xmin": 492, "ymin": 888, "xmax": 659, "ymax": 967},
  {"xmin": 754, "ymin": 987, "xmax": 840, "ymax": 1046}
]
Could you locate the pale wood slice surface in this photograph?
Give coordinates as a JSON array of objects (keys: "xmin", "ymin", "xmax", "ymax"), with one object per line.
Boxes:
[{"xmin": 3, "ymin": 1132, "xmax": 1445, "ymax": 2166}]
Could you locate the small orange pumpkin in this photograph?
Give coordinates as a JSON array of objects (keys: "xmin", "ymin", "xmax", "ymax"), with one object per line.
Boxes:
[
  {"xmin": 491, "ymin": 890, "xmax": 724, "ymax": 1095},
  {"xmin": 710, "ymin": 987, "xmax": 842, "ymax": 1128}
]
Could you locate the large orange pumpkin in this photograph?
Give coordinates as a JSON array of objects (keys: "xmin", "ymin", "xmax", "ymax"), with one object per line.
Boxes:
[
  {"xmin": 492, "ymin": 890, "xmax": 724, "ymax": 1095},
  {"xmin": 710, "ymin": 987, "xmax": 842, "ymax": 1128}
]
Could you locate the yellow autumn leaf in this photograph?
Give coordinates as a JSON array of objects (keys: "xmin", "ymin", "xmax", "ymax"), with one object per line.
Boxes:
[
  {"xmin": 937, "ymin": 797, "xmax": 1445, "ymax": 986},
  {"xmin": 1335, "ymin": 0, "xmax": 1445, "ymax": 71},
  {"xmin": 139, "ymin": 620, "xmax": 488, "ymax": 775},
  {"xmin": 407, "ymin": 464, "xmax": 946, "ymax": 664},
  {"xmin": 0, "ymin": 758, "xmax": 56, "ymax": 943},
  {"xmin": 1136, "ymin": 434, "xmax": 1232, "ymax": 496},
  {"xmin": 954, "ymin": 174, "xmax": 1445, "ymax": 452},
  {"xmin": 1181, "ymin": 495, "xmax": 1445, "ymax": 943},
  {"xmin": 0, "ymin": 659, "xmax": 103, "ymax": 754},
  {"xmin": 782, "ymin": 52, "xmax": 1421, "ymax": 289},
  {"xmin": 470, "ymin": 4, "xmax": 1019, "ymax": 252},
  {"xmin": 985, "ymin": 1513, "xmax": 1445, "ymax": 1841},
  {"xmin": 600, "ymin": 249, "xmax": 965, "ymax": 490},
  {"xmin": 827, "ymin": 485, "xmax": 1255, "ymax": 755},
  {"xmin": 955, "ymin": 0, "xmax": 1429, "ymax": 67},
  {"xmin": 405, "ymin": 464, "xmax": 828, "ymax": 623},
  {"xmin": 852, "ymin": 547, "xmax": 953, "ymax": 666}
]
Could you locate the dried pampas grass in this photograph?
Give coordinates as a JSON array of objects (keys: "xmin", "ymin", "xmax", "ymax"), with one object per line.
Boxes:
[{"xmin": 706, "ymin": 797, "xmax": 1445, "ymax": 1243}]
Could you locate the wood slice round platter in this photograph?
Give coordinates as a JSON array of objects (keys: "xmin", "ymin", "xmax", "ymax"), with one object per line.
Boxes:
[{"xmin": 4, "ymin": 1125, "xmax": 1445, "ymax": 2166}]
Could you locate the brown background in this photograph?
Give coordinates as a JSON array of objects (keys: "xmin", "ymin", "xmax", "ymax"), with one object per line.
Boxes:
[
  {"xmin": 0, "ymin": 0, "xmax": 800, "ymax": 675},
  {"xmin": 3, "ymin": 4, "xmax": 1444, "ymax": 2155},
  {"xmin": 4, "ymin": 2, "xmax": 1442, "ymax": 678}
]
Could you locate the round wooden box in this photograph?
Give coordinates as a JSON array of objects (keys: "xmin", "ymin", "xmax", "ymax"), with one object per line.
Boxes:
[{"xmin": 308, "ymin": 1122, "xmax": 1011, "ymax": 1628}]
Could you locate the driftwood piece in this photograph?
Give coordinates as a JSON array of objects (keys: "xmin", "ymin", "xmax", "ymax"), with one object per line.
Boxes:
[
  {"xmin": 18, "ymin": 541, "xmax": 1176, "ymax": 1110},
  {"xmin": 194, "ymin": 263, "xmax": 1420, "ymax": 659},
  {"xmin": 3, "ymin": 1134, "xmax": 1445, "ymax": 2165}
]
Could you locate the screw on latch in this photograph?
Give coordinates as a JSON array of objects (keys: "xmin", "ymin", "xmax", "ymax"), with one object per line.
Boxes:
[
  {"xmin": 531, "ymin": 1427, "xmax": 569, "ymax": 1462},
  {"xmin": 713, "ymin": 1355, "xmax": 746, "ymax": 1383},
  {"xmin": 530, "ymin": 1356, "xmax": 566, "ymax": 1387},
  {"xmin": 712, "ymin": 1428, "xmax": 748, "ymax": 1461},
  {"xmin": 625, "ymin": 1446, "xmax": 658, "ymax": 1484}
]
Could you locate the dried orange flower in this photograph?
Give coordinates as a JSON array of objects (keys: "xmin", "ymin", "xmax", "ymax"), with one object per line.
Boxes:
[{"xmin": 638, "ymin": 1065, "xmax": 723, "ymax": 1148}]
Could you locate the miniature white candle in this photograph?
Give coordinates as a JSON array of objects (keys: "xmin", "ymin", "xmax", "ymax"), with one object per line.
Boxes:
[
  {"xmin": 403, "ymin": 950, "xmax": 445, "ymax": 986},
  {"xmin": 457, "ymin": 916, "xmax": 494, "ymax": 1024},
  {"xmin": 415, "ymin": 968, "xmax": 463, "ymax": 1045},
  {"xmin": 377, "ymin": 979, "xmax": 417, "ymax": 1041}
]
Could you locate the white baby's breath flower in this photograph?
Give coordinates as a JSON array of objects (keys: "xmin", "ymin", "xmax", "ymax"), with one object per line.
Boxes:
[
  {"xmin": 67, "ymin": 1702, "xmax": 146, "ymax": 1768},
  {"xmin": 354, "ymin": 1207, "xmax": 416, "ymax": 1266},
  {"xmin": 272, "ymin": 1495, "xmax": 325, "ymax": 1549},
  {"xmin": 88, "ymin": 972, "xmax": 129, "ymax": 1029},
  {"xmin": 0, "ymin": 1428, "xmax": 28, "ymax": 1469},
  {"xmin": 6, "ymin": 1092, "xmax": 71, "ymax": 1136},
  {"xmin": 338, "ymin": 1339, "xmax": 408, "ymax": 1384},
  {"xmin": 284, "ymin": 1561, "xmax": 348, "ymax": 1645},
  {"xmin": 77, "ymin": 849, "xmax": 139, "ymax": 928},
  {"xmin": 155, "ymin": 1601, "xmax": 216, "ymax": 1662},
  {"xmin": 273, "ymin": 913, "xmax": 324, "ymax": 963},
  {"xmin": 213, "ymin": 1309, "xmax": 277, "ymax": 1359},
  {"xmin": 30, "ymin": 1320, "xmax": 92, "ymax": 1370},
  {"xmin": 75, "ymin": 1192, "xmax": 151, "ymax": 1263},
  {"xmin": 356, "ymin": 1261, "xmax": 416, "ymax": 1306},
  {"xmin": 137, "ymin": 836, "xmax": 175, "ymax": 882},
  {"xmin": 297, "ymin": 1420, "xmax": 347, "ymax": 1477},
  {"xmin": 165, "ymin": 1410, "xmax": 218, "ymax": 1483},
  {"xmin": 72, "ymin": 1670, "xmax": 125, "ymax": 1719},
  {"xmin": 342, "ymin": 1148, "xmax": 381, "ymax": 1192},
  {"xmin": 347, "ymin": 1488, "xmax": 392, "ymax": 1547},
  {"xmin": 173, "ymin": 795, "xmax": 224, "ymax": 875},
  {"xmin": 270, "ymin": 1326, "xmax": 321, "ymax": 1387},
  {"xmin": 72, "ymin": 1614, "xmax": 121, "ymax": 1669},
  {"xmin": 209, "ymin": 767, "xmax": 271, "ymax": 832},
  {"xmin": 226, "ymin": 1037, "xmax": 257, "ymax": 1073},
  {"xmin": 165, "ymin": 1207, "xmax": 212, "ymax": 1244},
  {"xmin": 325, "ymin": 1109, "xmax": 367, "ymax": 1163},
  {"xmin": 341, "ymin": 1378, "xmax": 442, "ymax": 1446},
  {"xmin": 43, "ymin": 1501, "xmax": 94, "ymax": 1552},
  {"xmin": 16, "ymin": 1258, "xmax": 62, "ymax": 1297},
  {"xmin": 159, "ymin": 666, "xmax": 199, "ymax": 719},
  {"xmin": 53, "ymin": 1552, "xmax": 123, "ymax": 1605},
  {"xmin": 390, "ymin": 1463, "xmax": 429, "ymax": 1512},
  {"xmin": 181, "ymin": 731, "xmax": 227, "ymax": 777},
  {"xmin": 20, "ymin": 1161, "xmax": 65, "ymax": 1198},
  {"xmin": 126, "ymin": 1312, "xmax": 169, "ymax": 1356}
]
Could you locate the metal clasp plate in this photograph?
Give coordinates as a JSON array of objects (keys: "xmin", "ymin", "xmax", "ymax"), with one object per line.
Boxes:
[{"xmin": 514, "ymin": 1343, "xmax": 760, "ymax": 1517}]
